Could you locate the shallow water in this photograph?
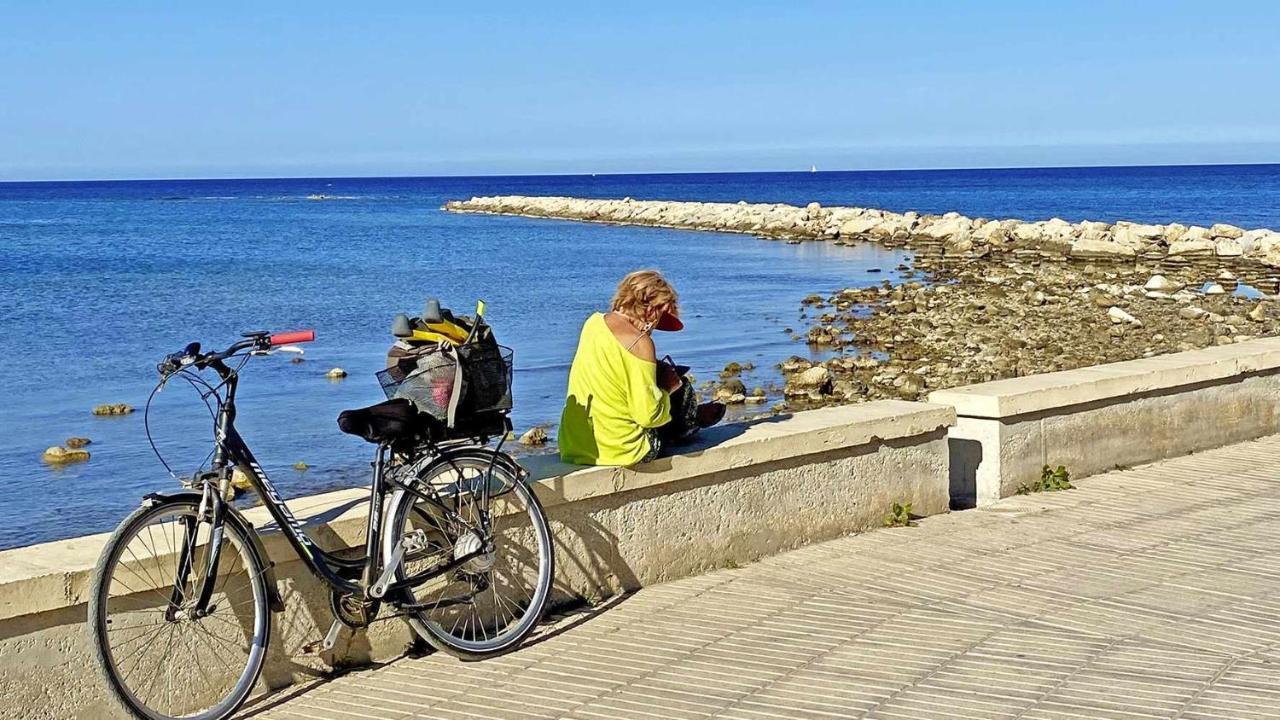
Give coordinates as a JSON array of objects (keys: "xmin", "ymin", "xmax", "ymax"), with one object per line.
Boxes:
[{"xmin": 4, "ymin": 164, "xmax": 1279, "ymax": 550}]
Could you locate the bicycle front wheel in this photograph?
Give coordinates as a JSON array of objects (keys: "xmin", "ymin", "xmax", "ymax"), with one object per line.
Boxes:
[
  {"xmin": 385, "ymin": 452, "xmax": 553, "ymax": 658},
  {"xmin": 89, "ymin": 497, "xmax": 270, "ymax": 720}
]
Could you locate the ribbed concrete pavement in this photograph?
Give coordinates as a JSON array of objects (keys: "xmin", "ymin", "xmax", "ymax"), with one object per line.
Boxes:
[{"xmin": 257, "ymin": 435, "xmax": 1280, "ymax": 719}]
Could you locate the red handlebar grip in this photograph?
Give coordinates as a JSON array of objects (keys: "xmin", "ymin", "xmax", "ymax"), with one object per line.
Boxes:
[{"xmin": 270, "ymin": 329, "xmax": 315, "ymax": 346}]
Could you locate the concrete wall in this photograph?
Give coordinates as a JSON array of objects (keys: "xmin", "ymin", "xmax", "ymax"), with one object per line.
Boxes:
[
  {"xmin": 0, "ymin": 400, "xmax": 953, "ymax": 720},
  {"xmin": 930, "ymin": 337, "xmax": 1280, "ymax": 506}
]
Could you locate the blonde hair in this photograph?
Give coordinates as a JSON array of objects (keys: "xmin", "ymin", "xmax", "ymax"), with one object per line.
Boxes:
[{"xmin": 610, "ymin": 269, "xmax": 679, "ymax": 323}]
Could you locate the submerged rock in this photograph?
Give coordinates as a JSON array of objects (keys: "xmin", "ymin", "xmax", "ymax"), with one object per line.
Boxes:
[
  {"xmin": 92, "ymin": 403, "xmax": 133, "ymax": 416},
  {"xmin": 518, "ymin": 427, "xmax": 548, "ymax": 446},
  {"xmin": 65, "ymin": 437, "xmax": 92, "ymax": 449},
  {"xmin": 43, "ymin": 446, "xmax": 90, "ymax": 464},
  {"xmin": 325, "ymin": 367, "xmax": 348, "ymax": 379},
  {"xmin": 714, "ymin": 378, "xmax": 747, "ymax": 401}
]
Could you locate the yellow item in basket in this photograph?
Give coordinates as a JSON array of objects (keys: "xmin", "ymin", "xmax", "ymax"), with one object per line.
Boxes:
[
  {"xmin": 412, "ymin": 320, "xmax": 469, "ymax": 345},
  {"xmin": 410, "ymin": 329, "xmax": 458, "ymax": 345}
]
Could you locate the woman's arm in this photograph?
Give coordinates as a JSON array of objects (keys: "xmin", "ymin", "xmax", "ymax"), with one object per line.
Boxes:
[{"xmin": 624, "ymin": 334, "xmax": 672, "ymax": 428}]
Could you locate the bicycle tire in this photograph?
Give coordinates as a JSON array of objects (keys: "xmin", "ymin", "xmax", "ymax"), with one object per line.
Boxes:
[
  {"xmin": 383, "ymin": 451, "xmax": 553, "ymax": 659},
  {"xmin": 89, "ymin": 497, "xmax": 270, "ymax": 720}
]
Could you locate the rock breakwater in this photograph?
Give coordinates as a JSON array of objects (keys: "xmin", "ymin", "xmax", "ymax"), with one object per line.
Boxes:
[{"xmin": 446, "ymin": 195, "xmax": 1280, "ymax": 269}]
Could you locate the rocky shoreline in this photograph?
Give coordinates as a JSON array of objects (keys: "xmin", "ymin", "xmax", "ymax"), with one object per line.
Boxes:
[
  {"xmin": 771, "ymin": 261, "xmax": 1278, "ymax": 408},
  {"xmin": 446, "ymin": 194, "xmax": 1280, "ymax": 413}
]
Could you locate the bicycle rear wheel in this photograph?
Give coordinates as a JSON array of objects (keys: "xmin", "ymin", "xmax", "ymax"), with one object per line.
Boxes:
[
  {"xmin": 89, "ymin": 497, "xmax": 270, "ymax": 720},
  {"xmin": 384, "ymin": 452, "xmax": 553, "ymax": 658}
]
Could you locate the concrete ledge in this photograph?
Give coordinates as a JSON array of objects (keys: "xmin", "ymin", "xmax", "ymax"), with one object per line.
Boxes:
[
  {"xmin": 929, "ymin": 336, "xmax": 1280, "ymax": 418},
  {"xmin": 929, "ymin": 337, "xmax": 1280, "ymax": 506},
  {"xmin": 526, "ymin": 400, "xmax": 955, "ymax": 506},
  {"xmin": 0, "ymin": 400, "xmax": 953, "ymax": 719}
]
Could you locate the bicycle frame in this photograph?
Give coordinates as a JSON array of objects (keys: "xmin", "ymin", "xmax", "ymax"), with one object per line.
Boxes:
[{"xmin": 179, "ymin": 357, "xmax": 489, "ymax": 613}]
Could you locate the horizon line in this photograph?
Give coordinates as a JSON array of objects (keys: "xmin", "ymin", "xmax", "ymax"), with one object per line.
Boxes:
[{"xmin": 3, "ymin": 159, "xmax": 1280, "ymax": 186}]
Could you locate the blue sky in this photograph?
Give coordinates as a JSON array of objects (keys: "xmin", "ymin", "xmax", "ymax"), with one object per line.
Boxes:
[{"xmin": 2, "ymin": 1, "xmax": 1279, "ymax": 180}]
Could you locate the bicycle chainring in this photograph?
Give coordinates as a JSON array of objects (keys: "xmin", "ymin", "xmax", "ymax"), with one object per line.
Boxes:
[{"xmin": 330, "ymin": 590, "xmax": 377, "ymax": 628}]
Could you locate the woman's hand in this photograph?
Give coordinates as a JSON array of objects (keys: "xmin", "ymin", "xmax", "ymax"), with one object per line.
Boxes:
[{"xmin": 656, "ymin": 361, "xmax": 682, "ymax": 393}]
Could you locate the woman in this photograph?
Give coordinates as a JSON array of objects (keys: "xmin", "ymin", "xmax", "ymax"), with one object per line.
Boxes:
[{"xmin": 559, "ymin": 270, "xmax": 725, "ymax": 465}]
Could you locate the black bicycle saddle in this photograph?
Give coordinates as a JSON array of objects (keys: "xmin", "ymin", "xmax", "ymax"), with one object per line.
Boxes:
[{"xmin": 337, "ymin": 399, "xmax": 436, "ymax": 444}]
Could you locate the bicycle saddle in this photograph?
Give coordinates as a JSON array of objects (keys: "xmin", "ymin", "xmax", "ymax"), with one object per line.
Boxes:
[{"xmin": 337, "ymin": 399, "xmax": 437, "ymax": 444}]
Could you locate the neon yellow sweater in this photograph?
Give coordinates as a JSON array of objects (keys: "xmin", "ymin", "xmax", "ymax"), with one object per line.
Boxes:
[{"xmin": 559, "ymin": 313, "xmax": 672, "ymax": 465}]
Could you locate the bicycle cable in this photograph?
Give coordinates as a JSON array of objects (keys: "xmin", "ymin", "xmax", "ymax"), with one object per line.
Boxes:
[{"xmin": 144, "ymin": 365, "xmax": 223, "ymax": 481}]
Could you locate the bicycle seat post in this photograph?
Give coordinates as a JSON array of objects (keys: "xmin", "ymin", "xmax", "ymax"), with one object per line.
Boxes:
[{"xmin": 361, "ymin": 443, "xmax": 391, "ymax": 593}]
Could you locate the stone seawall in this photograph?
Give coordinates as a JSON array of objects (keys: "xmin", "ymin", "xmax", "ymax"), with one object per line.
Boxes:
[
  {"xmin": 445, "ymin": 195, "xmax": 1280, "ymax": 268},
  {"xmin": 0, "ymin": 402, "xmax": 953, "ymax": 719}
]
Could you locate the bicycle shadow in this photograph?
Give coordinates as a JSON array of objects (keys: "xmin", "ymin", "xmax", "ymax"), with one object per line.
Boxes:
[{"xmin": 525, "ymin": 412, "xmax": 794, "ymax": 607}]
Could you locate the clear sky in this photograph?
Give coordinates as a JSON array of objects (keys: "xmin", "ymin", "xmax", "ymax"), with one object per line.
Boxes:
[{"xmin": 2, "ymin": 1, "xmax": 1279, "ymax": 181}]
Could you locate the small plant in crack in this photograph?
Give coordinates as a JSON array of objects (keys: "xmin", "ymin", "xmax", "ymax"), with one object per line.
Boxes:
[
  {"xmin": 1018, "ymin": 464, "xmax": 1073, "ymax": 494},
  {"xmin": 884, "ymin": 501, "xmax": 916, "ymax": 528}
]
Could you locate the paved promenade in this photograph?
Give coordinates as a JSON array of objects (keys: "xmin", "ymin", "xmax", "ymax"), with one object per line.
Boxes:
[{"xmin": 259, "ymin": 437, "xmax": 1280, "ymax": 720}]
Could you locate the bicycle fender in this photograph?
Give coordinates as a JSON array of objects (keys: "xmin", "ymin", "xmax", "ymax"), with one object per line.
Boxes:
[
  {"xmin": 141, "ymin": 490, "xmax": 286, "ymax": 613},
  {"xmin": 426, "ymin": 445, "xmax": 530, "ymax": 496},
  {"xmin": 438, "ymin": 446, "xmax": 528, "ymax": 479}
]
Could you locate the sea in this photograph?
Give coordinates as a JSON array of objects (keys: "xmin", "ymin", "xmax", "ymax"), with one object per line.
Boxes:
[{"xmin": 3, "ymin": 164, "xmax": 1280, "ymax": 550}]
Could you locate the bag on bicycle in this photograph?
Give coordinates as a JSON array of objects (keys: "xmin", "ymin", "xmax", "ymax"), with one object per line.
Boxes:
[{"xmin": 378, "ymin": 301, "xmax": 512, "ymax": 440}]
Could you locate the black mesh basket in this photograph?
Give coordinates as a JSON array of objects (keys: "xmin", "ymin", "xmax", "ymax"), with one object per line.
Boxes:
[
  {"xmin": 376, "ymin": 344, "xmax": 513, "ymax": 433},
  {"xmin": 457, "ymin": 342, "xmax": 514, "ymax": 416}
]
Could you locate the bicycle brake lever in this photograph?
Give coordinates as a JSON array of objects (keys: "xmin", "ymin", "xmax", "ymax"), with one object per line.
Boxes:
[{"xmin": 251, "ymin": 345, "xmax": 304, "ymax": 357}]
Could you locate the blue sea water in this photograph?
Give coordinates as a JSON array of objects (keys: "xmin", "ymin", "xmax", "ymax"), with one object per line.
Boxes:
[{"xmin": 2, "ymin": 164, "xmax": 1279, "ymax": 550}]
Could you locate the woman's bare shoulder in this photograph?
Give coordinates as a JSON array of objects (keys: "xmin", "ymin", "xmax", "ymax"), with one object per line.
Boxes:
[{"xmin": 603, "ymin": 312, "xmax": 656, "ymax": 362}]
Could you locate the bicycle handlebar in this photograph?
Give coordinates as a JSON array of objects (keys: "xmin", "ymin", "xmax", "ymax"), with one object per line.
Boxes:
[{"xmin": 158, "ymin": 330, "xmax": 316, "ymax": 377}]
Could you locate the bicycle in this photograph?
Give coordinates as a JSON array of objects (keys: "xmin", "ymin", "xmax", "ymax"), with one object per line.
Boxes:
[{"xmin": 88, "ymin": 329, "xmax": 554, "ymax": 720}]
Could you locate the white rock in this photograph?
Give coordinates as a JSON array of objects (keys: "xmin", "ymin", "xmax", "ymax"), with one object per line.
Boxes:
[
  {"xmin": 1210, "ymin": 223, "xmax": 1244, "ymax": 239},
  {"xmin": 1181, "ymin": 226, "xmax": 1211, "ymax": 242},
  {"xmin": 972, "ymin": 220, "xmax": 1012, "ymax": 241},
  {"xmin": 792, "ymin": 365, "xmax": 831, "ymax": 388},
  {"xmin": 917, "ymin": 216, "xmax": 973, "ymax": 241},
  {"xmin": 1070, "ymin": 237, "xmax": 1136, "ymax": 259},
  {"xmin": 1144, "ymin": 275, "xmax": 1181, "ymax": 292},
  {"xmin": 839, "ymin": 216, "xmax": 880, "ymax": 236},
  {"xmin": 1012, "ymin": 223, "xmax": 1043, "ymax": 242},
  {"xmin": 1215, "ymin": 238, "xmax": 1244, "ymax": 257},
  {"xmin": 1256, "ymin": 233, "xmax": 1280, "ymax": 267},
  {"xmin": 1113, "ymin": 223, "xmax": 1163, "ymax": 246},
  {"xmin": 1203, "ymin": 283, "xmax": 1227, "ymax": 295},
  {"xmin": 1238, "ymin": 229, "xmax": 1273, "ymax": 256},
  {"xmin": 1168, "ymin": 237, "xmax": 1216, "ymax": 257},
  {"xmin": 1108, "ymin": 306, "xmax": 1142, "ymax": 326}
]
